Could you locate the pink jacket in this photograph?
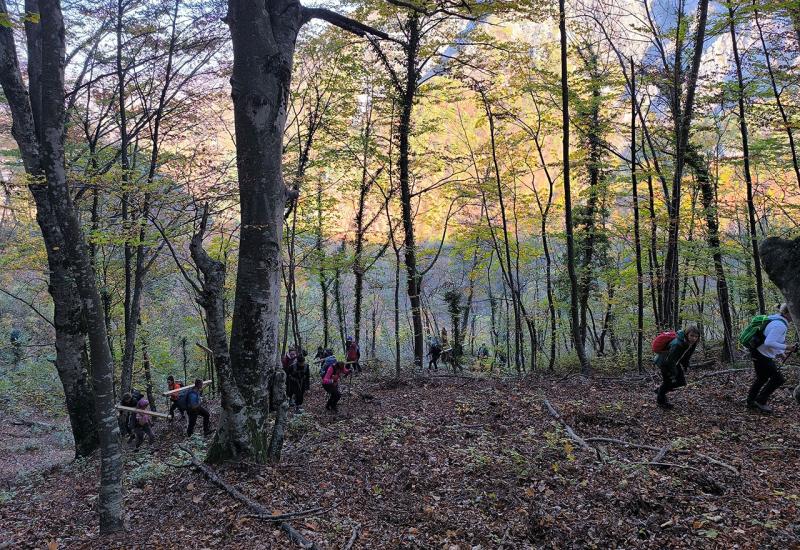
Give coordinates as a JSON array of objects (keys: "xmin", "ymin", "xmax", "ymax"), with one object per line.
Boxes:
[
  {"xmin": 322, "ymin": 365, "xmax": 350, "ymax": 386},
  {"xmin": 136, "ymin": 398, "xmax": 152, "ymax": 426}
]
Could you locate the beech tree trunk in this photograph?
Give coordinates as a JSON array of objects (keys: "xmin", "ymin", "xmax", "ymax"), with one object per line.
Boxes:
[
  {"xmin": 223, "ymin": 0, "xmax": 392, "ymax": 460},
  {"xmin": 2, "ymin": 0, "xmax": 99, "ymax": 458}
]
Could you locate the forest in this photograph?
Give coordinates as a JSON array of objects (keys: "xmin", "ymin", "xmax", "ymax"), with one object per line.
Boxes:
[{"xmin": 1, "ymin": 0, "xmax": 800, "ymax": 547}]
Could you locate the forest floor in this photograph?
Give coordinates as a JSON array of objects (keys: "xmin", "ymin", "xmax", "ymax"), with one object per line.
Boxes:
[{"xmin": 2, "ymin": 363, "xmax": 800, "ymax": 549}]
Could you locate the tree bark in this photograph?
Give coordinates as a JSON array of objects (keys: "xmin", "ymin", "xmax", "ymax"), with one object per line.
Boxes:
[
  {"xmin": 631, "ymin": 58, "xmax": 644, "ymax": 373},
  {"xmin": 661, "ymin": 0, "xmax": 710, "ymax": 329},
  {"xmin": 224, "ymin": 0, "xmax": 301, "ymax": 462},
  {"xmin": 686, "ymin": 146, "xmax": 735, "ymax": 362},
  {"xmin": 559, "ymin": 0, "xmax": 590, "ymax": 374},
  {"xmin": 728, "ymin": 2, "xmax": 765, "ymax": 314},
  {"xmin": 397, "ymin": 13, "xmax": 424, "ymax": 368},
  {"xmin": 39, "ymin": 0, "xmax": 123, "ymax": 531},
  {"xmin": 753, "ymin": 3, "xmax": 800, "ymax": 190}
]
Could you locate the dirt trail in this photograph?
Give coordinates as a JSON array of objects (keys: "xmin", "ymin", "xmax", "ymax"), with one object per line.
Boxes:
[{"xmin": 2, "ymin": 369, "xmax": 800, "ymax": 548}]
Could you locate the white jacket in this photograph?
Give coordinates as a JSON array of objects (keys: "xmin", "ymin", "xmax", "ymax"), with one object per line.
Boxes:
[{"xmin": 757, "ymin": 314, "xmax": 789, "ymax": 358}]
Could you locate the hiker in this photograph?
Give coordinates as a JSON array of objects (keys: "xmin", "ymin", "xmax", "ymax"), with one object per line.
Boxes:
[
  {"xmin": 322, "ymin": 360, "xmax": 350, "ymax": 413},
  {"xmin": 133, "ymin": 397, "xmax": 155, "ymax": 450},
  {"xmin": 287, "ymin": 355, "xmax": 310, "ymax": 412},
  {"xmin": 119, "ymin": 389, "xmax": 143, "ymax": 443},
  {"xmin": 477, "ymin": 343, "xmax": 489, "ymax": 360},
  {"xmin": 166, "ymin": 375, "xmax": 185, "ymax": 421},
  {"xmin": 186, "ymin": 379, "xmax": 212, "ymax": 436},
  {"xmin": 345, "ymin": 336, "xmax": 361, "ymax": 373},
  {"xmin": 282, "ymin": 347, "xmax": 298, "ymax": 370},
  {"xmin": 314, "ymin": 346, "xmax": 326, "ymax": 363},
  {"xmin": 746, "ymin": 304, "xmax": 797, "ymax": 413},
  {"xmin": 428, "ymin": 335, "xmax": 442, "ymax": 370},
  {"xmin": 653, "ymin": 325, "xmax": 700, "ymax": 410}
]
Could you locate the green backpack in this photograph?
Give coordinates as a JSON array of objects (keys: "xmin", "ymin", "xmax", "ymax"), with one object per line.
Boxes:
[{"xmin": 738, "ymin": 315, "xmax": 786, "ymax": 349}]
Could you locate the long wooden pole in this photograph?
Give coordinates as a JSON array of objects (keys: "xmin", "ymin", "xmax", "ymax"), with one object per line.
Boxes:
[
  {"xmin": 162, "ymin": 380, "xmax": 212, "ymax": 396},
  {"xmin": 115, "ymin": 405, "xmax": 171, "ymax": 419}
]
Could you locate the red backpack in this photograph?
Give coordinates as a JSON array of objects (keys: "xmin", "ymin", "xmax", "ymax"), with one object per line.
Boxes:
[{"xmin": 651, "ymin": 331, "xmax": 677, "ymax": 353}]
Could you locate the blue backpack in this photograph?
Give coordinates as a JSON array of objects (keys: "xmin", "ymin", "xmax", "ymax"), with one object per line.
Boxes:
[
  {"xmin": 320, "ymin": 356, "xmax": 336, "ymax": 378},
  {"xmin": 184, "ymin": 388, "xmax": 201, "ymax": 410}
]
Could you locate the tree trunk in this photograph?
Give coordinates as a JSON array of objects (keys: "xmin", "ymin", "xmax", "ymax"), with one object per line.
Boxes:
[
  {"xmin": 631, "ymin": 58, "xmax": 644, "ymax": 373},
  {"xmin": 728, "ymin": 2, "xmax": 765, "ymax": 314},
  {"xmin": 39, "ymin": 0, "xmax": 123, "ymax": 530},
  {"xmin": 397, "ymin": 13, "xmax": 424, "ymax": 368},
  {"xmin": 141, "ymin": 336, "xmax": 155, "ymax": 411},
  {"xmin": 661, "ymin": 0, "xmax": 710, "ymax": 329},
  {"xmin": 559, "ymin": 0, "xmax": 590, "ymax": 374},
  {"xmin": 753, "ymin": 3, "xmax": 800, "ymax": 190},
  {"xmin": 224, "ymin": 0, "xmax": 300, "ymax": 463},
  {"xmin": 1, "ymin": 0, "xmax": 121, "ymax": 526},
  {"xmin": 686, "ymin": 146, "xmax": 735, "ymax": 362},
  {"xmin": 314, "ymin": 179, "xmax": 330, "ymax": 348}
]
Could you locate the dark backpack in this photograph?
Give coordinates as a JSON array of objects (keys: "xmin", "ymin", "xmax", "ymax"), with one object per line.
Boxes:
[{"xmin": 131, "ymin": 388, "xmax": 144, "ymax": 402}]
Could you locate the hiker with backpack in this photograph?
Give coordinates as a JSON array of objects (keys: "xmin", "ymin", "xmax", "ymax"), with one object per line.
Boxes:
[
  {"xmin": 287, "ymin": 354, "xmax": 310, "ymax": 412},
  {"xmin": 345, "ymin": 336, "xmax": 361, "ymax": 374},
  {"xmin": 133, "ymin": 397, "xmax": 155, "ymax": 450},
  {"xmin": 652, "ymin": 325, "xmax": 700, "ymax": 410},
  {"xmin": 186, "ymin": 379, "xmax": 212, "ymax": 437},
  {"xmin": 741, "ymin": 304, "xmax": 797, "ymax": 413},
  {"xmin": 322, "ymin": 360, "xmax": 350, "ymax": 413},
  {"xmin": 119, "ymin": 389, "xmax": 143, "ymax": 443},
  {"xmin": 166, "ymin": 375, "xmax": 186, "ymax": 421},
  {"xmin": 428, "ymin": 335, "xmax": 442, "ymax": 370}
]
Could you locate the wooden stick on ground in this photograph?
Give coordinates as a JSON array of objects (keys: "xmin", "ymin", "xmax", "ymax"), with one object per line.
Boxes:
[
  {"xmin": 542, "ymin": 399, "xmax": 594, "ymax": 454},
  {"xmin": 162, "ymin": 380, "xmax": 212, "ymax": 396},
  {"xmin": 343, "ymin": 523, "xmax": 360, "ymax": 550},
  {"xmin": 115, "ymin": 405, "xmax": 171, "ymax": 419},
  {"xmin": 178, "ymin": 446, "xmax": 320, "ymax": 549},
  {"xmin": 583, "ymin": 437, "xmax": 660, "ymax": 452},
  {"xmin": 652, "ymin": 441, "xmax": 673, "ymax": 463}
]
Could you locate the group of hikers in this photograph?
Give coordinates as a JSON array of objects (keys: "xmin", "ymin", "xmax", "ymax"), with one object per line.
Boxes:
[
  {"xmin": 118, "ymin": 378, "xmax": 212, "ymax": 450},
  {"xmin": 427, "ymin": 326, "xmax": 491, "ymax": 371},
  {"xmin": 654, "ymin": 303, "xmax": 797, "ymax": 413},
  {"xmin": 118, "ymin": 336, "xmax": 363, "ymax": 451}
]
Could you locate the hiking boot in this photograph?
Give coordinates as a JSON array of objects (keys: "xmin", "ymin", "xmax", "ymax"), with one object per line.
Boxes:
[
  {"xmin": 657, "ymin": 400, "xmax": 674, "ymax": 410},
  {"xmin": 746, "ymin": 400, "xmax": 759, "ymax": 410},
  {"xmin": 754, "ymin": 402, "xmax": 773, "ymax": 414}
]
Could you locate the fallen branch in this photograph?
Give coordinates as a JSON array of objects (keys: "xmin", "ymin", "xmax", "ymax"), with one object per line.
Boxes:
[
  {"xmin": 343, "ymin": 523, "xmax": 361, "ymax": 550},
  {"xmin": 9, "ymin": 417, "xmax": 58, "ymax": 431},
  {"xmin": 178, "ymin": 446, "xmax": 320, "ymax": 549},
  {"xmin": 686, "ymin": 451, "xmax": 739, "ymax": 476},
  {"xmin": 652, "ymin": 441, "xmax": 673, "ymax": 463},
  {"xmin": 542, "ymin": 399, "xmax": 596, "ymax": 458},
  {"xmin": 636, "ymin": 461, "xmax": 702, "ymax": 472},
  {"xmin": 584, "ymin": 437, "xmax": 660, "ymax": 452},
  {"xmin": 245, "ymin": 507, "xmax": 324, "ymax": 522}
]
